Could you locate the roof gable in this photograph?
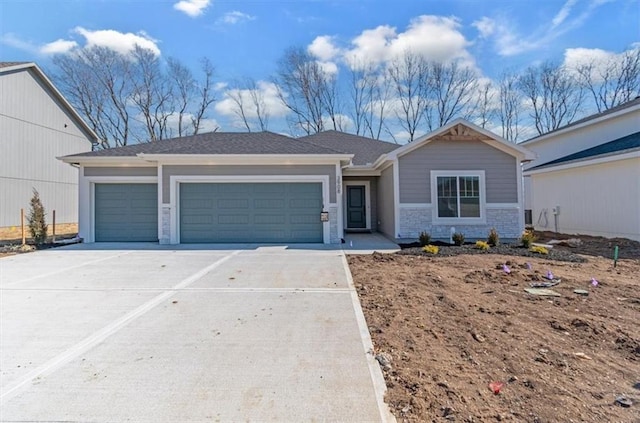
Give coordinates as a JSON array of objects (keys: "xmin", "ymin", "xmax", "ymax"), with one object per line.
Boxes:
[
  {"xmin": 0, "ymin": 62, "xmax": 98, "ymax": 143},
  {"xmin": 387, "ymin": 119, "xmax": 535, "ymax": 162}
]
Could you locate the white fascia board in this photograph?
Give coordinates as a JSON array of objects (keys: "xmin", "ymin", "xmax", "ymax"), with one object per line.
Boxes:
[
  {"xmin": 521, "ymin": 104, "xmax": 640, "ymax": 146},
  {"xmin": 58, "ymin": 156, "xmax": 156, "ymax": 166},
  {"xmin": 524, "ymin": 150, "xmax": 640, "ymax": 176},
  {"xmin": 342, "ymin": 166, "xmax": 382, "ymax": 177},
  {"xmin": 137, "ymin": 153, "xmax": 353, "ymax": 165}
]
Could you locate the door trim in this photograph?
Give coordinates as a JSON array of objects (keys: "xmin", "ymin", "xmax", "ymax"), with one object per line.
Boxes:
[
  {"xmin": 343, "ymin": 181, "xmax": 371, "ymax": 231},
  {"xmin": 169, "ymin": 175, "xmax": 331, "ymax": 244}
]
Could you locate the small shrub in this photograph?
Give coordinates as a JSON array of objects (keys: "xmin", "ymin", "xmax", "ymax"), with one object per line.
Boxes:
[
  {"xmin": 452, "ymin": 232, "xmax": 465, "ymax": 246},
  {"xmin": 422, "ymin": 244, "xmax": 439, "ymax": 254},
  {"xmin": 530, "ymin": 245, "xmax": 549, "ymax": 255},
  {"xmin": 521, "ymin": 230, "xmax": 537, "ymax": 248},
  {"xmin": 27, "ymin": 189, "xmax": 48, "ymax": 245},
  {"xmin": 418, "ymin": 231, "xmax": 431, "ymax": 247},
  {"xmin": 487, "ymin": 228, "xmax": 500, "ymax": 246},
  {"xmin": 475, "ymin": 240, "xmax": 490, "ymax": 250}
]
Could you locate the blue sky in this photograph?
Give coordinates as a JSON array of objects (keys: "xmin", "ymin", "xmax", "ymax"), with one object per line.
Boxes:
[{"xmin": 1, "ymin": 0, "xmax": 638, "ymax": 138}]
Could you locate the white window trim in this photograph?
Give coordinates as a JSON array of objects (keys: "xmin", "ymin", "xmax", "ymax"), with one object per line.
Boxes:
[
  {"xmin": 169, "ymin": 175, "xmax": 331, "ymax": 244},
  {"xmin": 430, "ymin": 170, "xmax": 486, "ymax": 225},
  {"xmin": 343, "ymin": 181, "xmax": 371, "ymax": 230}
]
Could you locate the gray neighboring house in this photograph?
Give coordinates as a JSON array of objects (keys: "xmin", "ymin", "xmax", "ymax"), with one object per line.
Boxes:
[
  {"xmin": 0, "ymin": 62, "xmax": 97, "ymax": 230},
  {"xmin": 61, "ymin": 119, "xmax": 534, "ymax": 244}
]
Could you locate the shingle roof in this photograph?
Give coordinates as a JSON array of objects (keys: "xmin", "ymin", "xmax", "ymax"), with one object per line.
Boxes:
[
  {"xmin": 530, "ymin": 131, "xmax": 640, "ymax": 170},
  {"xmin": 522, "ymin": 97, "xmax": 640, "ymax": 144},
  {"xmin": 65, "ymin": 131, "xmax": 348, "ymax": 157},
  {"xmin": 0, "ymin": 61, "xmax": 31, "ymax": 69},
  {"xmin": 298, "ymin": 130, "xmax": 400, "ymax": 165}
]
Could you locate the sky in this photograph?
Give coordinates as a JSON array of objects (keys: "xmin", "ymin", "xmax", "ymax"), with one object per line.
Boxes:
[{"xmin": 1, "ymin": 0, "xmax": 639, "ymax": 141}]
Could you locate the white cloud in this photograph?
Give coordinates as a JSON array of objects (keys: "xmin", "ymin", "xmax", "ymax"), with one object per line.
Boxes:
[
  {"xmin": 472, "ymin": 17, "xmax": 495, "ymax": 38},
  {"xmin": 316, "ymin": 60, "xmax": 339, "ymax": 75},
  {"xmin": 308, "ymin": 35, "xmax": 340, "ymax": 62},
  {"xmin": 73, "ymin": 27, "xmax": 161, "ymax": 56},
  {"xmin": 218, "ymin": 11, "xmax": 256, "ymax": 25},
  {"xmin": 563, "ymin": 45, "xmax": 640, "ymax": 80},
  {"xmin": 337, "ymin": 15, "xmax": 473, "ymax": 69},
  {"xmin": 0, "ymin": 33, "xmax": 38, "ymax": 53},
  {"xmin": 173, "ymin": 0, "xmax": 210, "ymax": 17},
  {"xmin": 215, "ymin": 81, "xmax": 289, "ymax": 121},
  {"xmin": 40, "ymin": 39, "xmax": 78, "ymax": 55},
  {"xmin": 552, "ymin": 0, "xmax": 578, "ymax": 27},
  {"xmin": 164, "ymin": 112, "xmax": 219, "ymax": 135}
]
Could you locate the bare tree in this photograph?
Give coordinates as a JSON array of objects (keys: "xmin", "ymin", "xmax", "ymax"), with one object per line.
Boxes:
[
  {"xmin": 498, "ymin": 72, "xmax": 521, "ymax": 141},
  {"xmin": 427, "ymin": 61, "xmax": 479, "ymax": 130},
  {"xmin": 53, "ymin": 47, "xmax": 216, "ymax": 147},
  {"xmin": 576, "ymin": 48, "xmax": 640, "ymax": 112},
  {"xmin": 474, "ymin": 80, "xmax": 495, "ymax": 129},
  {"xmin": 387, "ymin": 52, "xmax": 429, "ymax": 142},
  {"xmin": 225, "ymin": 78, "xmax": 270, "ymax": 132},
  {"xmin": 518, "ymin": 61, "xmax": 584, "ymax": 135},
  {"xmin": 347, "ymin": 62, "xmax": 392, "ymax": 139}
]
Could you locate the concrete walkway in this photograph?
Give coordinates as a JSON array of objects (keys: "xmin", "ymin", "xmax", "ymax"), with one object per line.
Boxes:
[
  {"xmin": 0, "ymin": 245, "xmax": 393, "ymax": 422},
  {"xmin": 342, "ymin": 233, "xmax": 400, "ymax": 254}
]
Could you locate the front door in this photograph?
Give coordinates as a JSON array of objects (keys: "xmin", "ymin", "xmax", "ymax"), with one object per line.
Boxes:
[{"xmin": 346, "ymin": 185, "xmax": 366, "ymax": 229}]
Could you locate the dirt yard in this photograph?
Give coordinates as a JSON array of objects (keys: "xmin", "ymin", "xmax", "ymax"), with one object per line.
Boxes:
[{"xmin": 350, "ymin": 237, "xmax": 639, "ymax": 422}]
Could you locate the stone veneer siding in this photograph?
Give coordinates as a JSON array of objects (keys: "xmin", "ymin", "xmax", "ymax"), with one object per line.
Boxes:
[
  {"xmin": 328, "ymin": 205, "xmax": 339, "ymax": 244},
  {"xmin": 399, "ymin": 206, "xmax": 521, "ymax": 240}
]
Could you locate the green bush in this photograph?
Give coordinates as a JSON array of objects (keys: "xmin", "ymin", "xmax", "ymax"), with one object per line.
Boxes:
[
  {"xmin": 487, "ymin": 228, "xmax": 500, "ymax": 246},
  {"xmin": 452, "ymin": 232, "xmax": 465, "ymax": 246},
  {"xmin": 418, "ymin": 231, "xmax": 431, "ymax": 246},
  {"xmin": 475, "ymin": 240, "xmax": 490, "ymax": 250},
  {"xmin": 27, "ymin": 189, "xmax": 48, "ymax": 245},
  {"xmin": 520, "ymin": 230, "xmax": 537, "ymax": 248},
  {"xmin": 422, "ymin": 244, "xmax": 439, "ymax": 254}
]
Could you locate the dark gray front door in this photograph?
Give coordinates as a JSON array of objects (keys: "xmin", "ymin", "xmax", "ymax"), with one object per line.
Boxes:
[
  {"xmin": 346, "ymin": 185, "xmax": 366, "ymax": 229},
  {"xmin": 179, "ymin": 182, "xmax": 323, "ymax": 243},
  {"xmin": 94, "ymin": 183, "xmax": 158, "ymax": 242}
]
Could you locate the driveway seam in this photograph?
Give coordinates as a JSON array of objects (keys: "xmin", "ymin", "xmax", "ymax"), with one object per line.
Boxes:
[{"xmin": 0, "ymin": 250, "xmax": 240, "ymax": 405}]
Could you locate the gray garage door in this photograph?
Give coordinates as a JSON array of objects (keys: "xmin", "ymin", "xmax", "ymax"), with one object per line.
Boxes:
[
  {"xmin": 95, "ymin": 183, "xmax": 158, "ymax": 242},
  {"xmin": 180, "ymin": 182, "xmax": 323, "ymax": 243}
]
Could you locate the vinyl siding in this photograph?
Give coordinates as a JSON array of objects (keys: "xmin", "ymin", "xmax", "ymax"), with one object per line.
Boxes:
[
  {"xmin": 0, "ymin": 69, "xmax": 93, "ymax": 227},
  {"xmin": 531, "ymin": 157, "xmax": 640, "ymax": 241},
  {"xmin": 398, "ymin": 139, "xmax": 517, "ymax": 204},
  {"xmin": 343, "ymin": 176, "xmax": 378, "ymax": 231},
  {"xmin": 377, "ymin": 165, "xmax": 395, "ymax": 237},
  {"xmin": 84, "ymin": 167, "xmax": 158, "ymax": 177},
  {"xmin": 162, "ymin": 165, "xmax": 336, "ymax": 204}
]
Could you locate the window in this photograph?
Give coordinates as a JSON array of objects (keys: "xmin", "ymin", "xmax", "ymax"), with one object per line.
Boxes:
[{"xmin": 432, "ymin": 171, "xmax": 485, "ymax": 221}]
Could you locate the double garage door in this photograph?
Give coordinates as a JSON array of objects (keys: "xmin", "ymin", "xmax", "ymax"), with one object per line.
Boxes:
[{"xmin": 94, "ymin": 182, "xmax": 323, "ymax": 243}]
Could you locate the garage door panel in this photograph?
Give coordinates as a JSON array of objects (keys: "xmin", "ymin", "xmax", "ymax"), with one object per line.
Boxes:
[
  {"xmin": 180, "ymin": 182, "xmax": 323, "ymax": 243},
  {"xmin": 95, "ymin": 183, "xmax": 157, "ymax": 242}
]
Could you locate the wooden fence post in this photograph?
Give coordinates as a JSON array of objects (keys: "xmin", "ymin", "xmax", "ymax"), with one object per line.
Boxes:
[{"xmin": 21, "ymin": 208, "xmax": 26, "ymax": 246}]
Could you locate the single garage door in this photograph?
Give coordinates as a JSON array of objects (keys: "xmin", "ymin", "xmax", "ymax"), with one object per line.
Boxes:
[
  {"xmin": 180, "ymin": 182, "xmax": 323, "ymax": 243},
  {"xmin": 95, "ymin": 183, "xmax": 158, "ymax": 242}
]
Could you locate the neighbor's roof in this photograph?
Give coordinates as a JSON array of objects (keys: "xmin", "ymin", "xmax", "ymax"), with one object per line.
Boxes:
[
  {"xmin": 298, "ymin": 130, "xmax": 400, "ymax": 165},
  {"xmin": 64, "ymin": 131, "xmax": 350, "ymax": 158},
  {"xmin": 0, "ymin": 62, "xmax": 99, "ymax": 143},
  {"xmin": 521, "ymin": 97, "xmax": 640, "ymax": 145},
  {"xmin": 529, "ymin": 131, "xmax": 640, "ymax": 170}
]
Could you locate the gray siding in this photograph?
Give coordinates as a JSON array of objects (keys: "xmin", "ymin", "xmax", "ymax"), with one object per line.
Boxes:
[
  {"xmin": 84, "ymin": 167, "xmax": 158, "ymax": 177},
  {"xmin": 377, "ymin": 165, "xmax": 395, "ymax": 237},
  {"xmin": 0, "ymin": 69, "xmax": 93, "ymax": 227},
  {"xmin": 343, "ymin": 176, "xmax": 378, "ymax": 231},
  {"xmin": 398, "ymin": 139, "xmax": 518, "ymax": 203},
  {"xmin": 162, "ymin": 165, "xmax": 336, "ymax": 204}
]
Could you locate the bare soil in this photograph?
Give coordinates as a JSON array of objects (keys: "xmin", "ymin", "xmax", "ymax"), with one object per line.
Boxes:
[{"xmin": 350, "ymin": 236, "xmax": 639, "ymax": 422}]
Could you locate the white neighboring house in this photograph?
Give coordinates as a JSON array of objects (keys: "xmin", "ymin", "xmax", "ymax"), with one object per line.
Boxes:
[
  {"xmin": 522, "ymin": 98, "xmax": 640, "ymax": 241},
  {"xmin": 0, "ymin": 62, "xmax": 97, "ymax": 231}
]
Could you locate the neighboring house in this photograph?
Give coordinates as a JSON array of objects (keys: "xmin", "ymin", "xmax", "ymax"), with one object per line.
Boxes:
[
  {"xmin": 61, "ymin": 119, "xmax": 534, "ymax": 244},
  {"xmin": 0, "ymin": 62, "xmax": 97, "ymax": 232},
  {"xmin": 522, "ymin": 98, "xmax": 640, "ymax": 241}
]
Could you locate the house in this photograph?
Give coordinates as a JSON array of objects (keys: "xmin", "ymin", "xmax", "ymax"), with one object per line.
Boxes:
[
  {"xmin": 60, "ymin": 119, "xmax": 534, "ymax": 244},
  {"xmin": 522, "ymin": 98, "xmax": 640, "ymax": 241},
  {"xmin": 0, "ymin": 62, "xmax": 97, "ymax": 234}
]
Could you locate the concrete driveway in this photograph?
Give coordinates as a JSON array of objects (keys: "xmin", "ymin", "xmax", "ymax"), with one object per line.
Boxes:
[{"xmin": 0, "ymin": 244, "xmax": 392, "ymax": 422}]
